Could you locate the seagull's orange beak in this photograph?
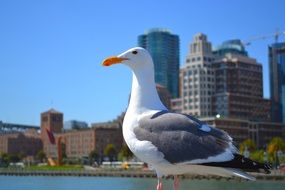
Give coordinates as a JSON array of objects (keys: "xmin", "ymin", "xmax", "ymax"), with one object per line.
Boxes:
[{"xmin": 102, "ymin": 56, "xmax": 129, "ymax": 66}]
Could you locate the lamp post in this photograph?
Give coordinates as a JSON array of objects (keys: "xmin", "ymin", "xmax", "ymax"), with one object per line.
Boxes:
[
  {"xmin": 277, "ymin": 150, "xmax": 283, "ymax": 168},
  {"xmin": 263, "ymin": 151, "xmax": 268, "ymax": 163},
  {"xmin": 244, "ymin": 146, "xmax": 250, "ymax": 158}
]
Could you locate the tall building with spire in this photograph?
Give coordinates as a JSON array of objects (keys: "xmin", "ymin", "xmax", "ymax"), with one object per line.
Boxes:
[
  {"xmin": 138, "ymin": 28, "xmax": 180, "ymax": 98},
  {"xmin": 269, "ymin": 42, "xmax": 285, "ymax": 123},
  {"xmin": 180, "ymin": 33, "xmax": 215, "ymax": 117}
]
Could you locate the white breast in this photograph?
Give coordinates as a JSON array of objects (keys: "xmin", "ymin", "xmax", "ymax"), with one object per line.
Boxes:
[{"xmin": 122, "ymin": 110, "xmax": 169, "ymax": 167}]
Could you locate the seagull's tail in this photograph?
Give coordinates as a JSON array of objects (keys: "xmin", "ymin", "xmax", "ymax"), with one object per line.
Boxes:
[
  {"xmin": 201, "ymin": 154, "xmax": 272, "ymax": 174},
  {"xmin": 200, "ymin": 154, "xmax": 272, "ymax": 180},
  {"xmin": 226, "ymin": 168, "xmax": 256, "ymax": 181}
]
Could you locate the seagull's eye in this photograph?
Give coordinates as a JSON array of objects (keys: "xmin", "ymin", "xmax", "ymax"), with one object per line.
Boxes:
[{"xmin": 132, "ymin": 50, "xmax": 138, "ymax": 55}]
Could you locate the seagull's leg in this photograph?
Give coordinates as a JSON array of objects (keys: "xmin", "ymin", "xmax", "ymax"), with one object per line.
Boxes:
[
  {"xmin": 156, "ymin": 177, "xmax": 163, "ymax": 190},
  {"xmin": 173, "ymin": 175, "xmax": 180, "ymax": 190}
]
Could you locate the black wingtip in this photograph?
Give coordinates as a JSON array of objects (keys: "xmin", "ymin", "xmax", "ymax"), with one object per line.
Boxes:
[
  {"xmin": 201, "ymin": 154, "xmax": 272, "ymax": 174},
  {"xmin": 262, "ymin": 162, "xmax": 272, "ymax": 174}
]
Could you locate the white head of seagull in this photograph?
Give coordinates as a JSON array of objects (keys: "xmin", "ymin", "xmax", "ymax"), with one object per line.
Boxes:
[{"xmin": 102, "ymin": 47, "xmax": 167, "ymax": 114}]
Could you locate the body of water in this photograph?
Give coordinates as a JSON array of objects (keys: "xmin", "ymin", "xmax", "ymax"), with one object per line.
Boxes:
[{"xmin": 0, "ymin": 176, "xmax": 284, "ymax": 190}]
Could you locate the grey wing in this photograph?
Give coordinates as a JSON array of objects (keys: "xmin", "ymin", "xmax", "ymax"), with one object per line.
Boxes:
[{"xmin": 134, "ymin": 111, "xmax": 236, "ymax": 164}]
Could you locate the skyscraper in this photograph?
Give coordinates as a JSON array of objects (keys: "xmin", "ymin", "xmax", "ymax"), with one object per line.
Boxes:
[
  {"xmin": 138, "ymin": 28, "xmax": 180, "ymax": 98},
  {"xmin": 212, "ymin": 40, "xmax": 271, "ymax": 121},
  {"xmin": 180, "ymin": 33, "xmax": 215, "ymax": 117},
  {"xmin": 269, "ymin": 42, "xmax": 285, "ymax": 123}
]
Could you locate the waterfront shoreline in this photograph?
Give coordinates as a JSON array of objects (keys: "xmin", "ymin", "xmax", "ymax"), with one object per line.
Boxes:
[{"xmin": 0, "ymin": 169, "xmax": 284, "ymax": 180}]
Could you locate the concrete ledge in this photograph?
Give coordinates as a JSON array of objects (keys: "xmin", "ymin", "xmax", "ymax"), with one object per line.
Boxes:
[{"xmin": 0, "ymin": 169, "xmax": 284, "ymax": 180}]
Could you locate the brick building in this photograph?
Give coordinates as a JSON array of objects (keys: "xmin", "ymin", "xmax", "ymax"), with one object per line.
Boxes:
[
  {"xmin": 40, "ymin": 109, "xmax": 64, "ymax": 158},
  {"xmin": 40, "ymin": 109, "xmax": 124, "ymax": 160},
  {"xmin": 0, "ymin": 129, "xmax": 42, "ymax": 157},
  {"xmin": 61, "ymin": 125, "xmax": 123, "ymax": 159},
  {"xmin": 201, "ymin": 117, "xmax": 285, "ymax": 148},
  {"xmin": 212, "ymin": 53, "xmax": 271, "ymax": 121}
]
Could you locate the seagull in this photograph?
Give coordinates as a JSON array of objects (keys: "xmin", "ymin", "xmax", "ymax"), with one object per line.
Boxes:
[{"xmin": 102, "ymin": 47, "xmax": 271, "ymax": 190}]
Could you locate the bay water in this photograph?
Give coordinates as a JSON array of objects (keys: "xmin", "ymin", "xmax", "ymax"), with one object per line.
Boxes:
[{"xmin": 0, "ymin": 176, "xmax": 284, "ymax": 190}]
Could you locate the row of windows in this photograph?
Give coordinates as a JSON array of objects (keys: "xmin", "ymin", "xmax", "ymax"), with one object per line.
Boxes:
[
  {"xmin": 215, "ymin": 69, "xmax": 261, "ymax": 78},
  {"xmin": 183, "ymin": 110, "xmax": 212, "ymax": 117},
  {"xmin": 186, "ymin": 105, "xmax": 199, "ymax": 109},
  {"xmin": 185, "ymin": 105, "xmax": 213, "ymax": 111},
  {"xmin": 184, "ymin": 97, "xmax": 212, "ymax": 103},
  {"xmin": 185, "ymin": 63, "xmax": 213, "ymax": 69},
  {"xmin": 183, "ymin": 84, "xmax": 215, "ymax": 89},
  {"xmin": 184, "ymin": 69, "xmax": 214, "ymax": 75},
  {"xmin": 213, "ymin": 62, "xmax": 261, "ymax": 71},
  {"xmin": 184, "ymin": 111, "xmax": 199, "ymax": 116},
  {"xmin": 186, "ymin": 56, "xmax": 214, "ymax": 63},
  {"xmin": 183, "ymin": 77, "xmax": 215, "ymax": 83},
  {"xmin": 183, "ymin": 90, "xmax": 214, "ymax": 96}
]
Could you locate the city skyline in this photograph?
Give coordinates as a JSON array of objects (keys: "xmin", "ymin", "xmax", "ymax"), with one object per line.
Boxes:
[{"xmin": 0, "ymin": 0, "xmax": 285, "ymax": 125}]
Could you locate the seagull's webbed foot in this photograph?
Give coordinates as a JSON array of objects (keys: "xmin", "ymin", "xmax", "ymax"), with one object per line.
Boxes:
[
  {"xmin": 156, "ymin": 177, "xmax": 163, "ymax": 190},
  {"xmin": 173, "ymin": 175, "xmax": 180, "ymax": 190}
]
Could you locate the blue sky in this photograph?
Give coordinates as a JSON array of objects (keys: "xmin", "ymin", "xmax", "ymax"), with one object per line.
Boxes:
[{"xmin": 0, "ymin": 0, "xmax": 284, "ymax": 126}]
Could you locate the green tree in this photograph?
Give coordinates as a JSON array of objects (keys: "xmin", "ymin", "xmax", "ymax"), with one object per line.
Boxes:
[
  {"xmin": 250, "ymin": 150, "xmax": 264, "ymax": 163},
  {"xmin": 104, "ymin": 144, "xmax": 116, "ymax": 161},
  {"xmin": 0, "ymin": 153, "xmax": 24, "ymax": 165},
  {"xmin": 8, "ymin": 154, "xmax": 21, "ymax": 163},
  {"xmin": 61, "ymin": 143, "xmax": 67, "ymax": 160},
  {"xmin": 239, "ymin": 139, "xmax": 257, "ymax": 153},
  {"xmin": 89, "ymin": 149, "xmax": 99, "ymax": 165},
  {"xmin": 0, "ymin": 153, "xmax": 9, "ymax": 166},
  {"xmin": 36, "ymin": 150, "xmax": 46, "ymax": 163},
  {"xmin": 118, "ymin": 144, "xmax": 133, "ymax": 161},
  {"xmin": 267, "ymin": 137, "xmax": 285, "ymax": 163}
]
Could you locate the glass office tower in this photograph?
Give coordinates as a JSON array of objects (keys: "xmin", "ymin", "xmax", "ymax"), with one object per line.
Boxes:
[
  {"xmin": 269, "ymin": 42, "xmax": 285, "ymax": 123},
  {"xmin": 138, "ymin": 28, "xmax": 180, "ymax": 98}
]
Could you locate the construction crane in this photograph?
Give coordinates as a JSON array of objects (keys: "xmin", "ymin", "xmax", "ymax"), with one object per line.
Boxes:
[{"xmin": 243, "ymin": 30, "xmax": 285, "ymax": 46}]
